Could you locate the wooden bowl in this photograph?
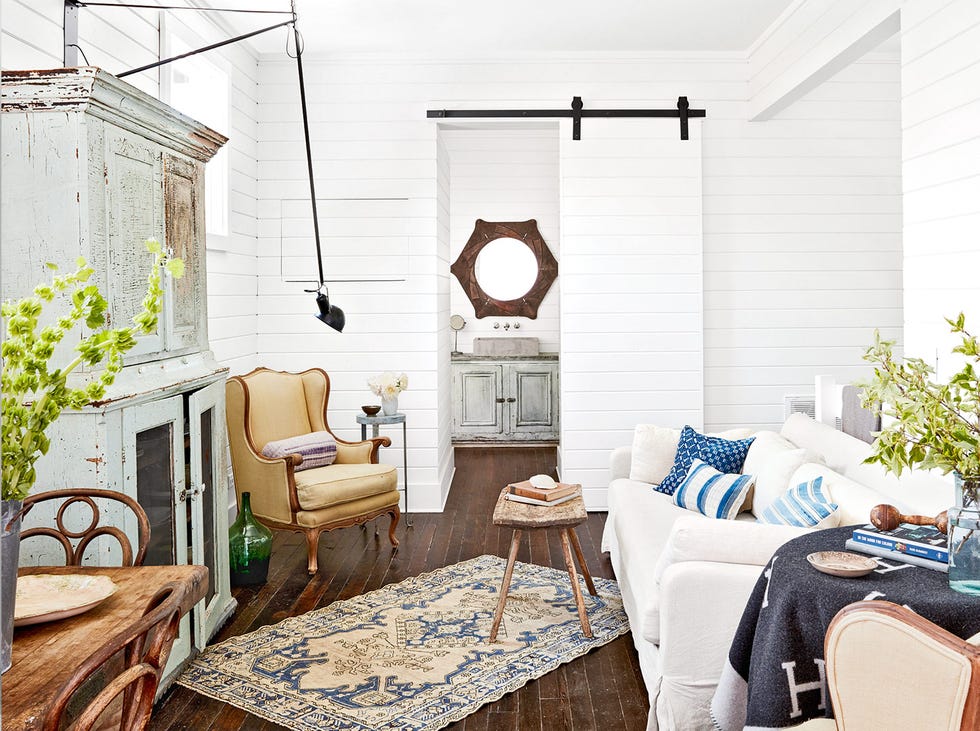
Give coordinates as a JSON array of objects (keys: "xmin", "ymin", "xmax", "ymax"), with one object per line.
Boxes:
[{"xmin": 361, "ymin": 405, "xmax": 381, "ymax": 416}]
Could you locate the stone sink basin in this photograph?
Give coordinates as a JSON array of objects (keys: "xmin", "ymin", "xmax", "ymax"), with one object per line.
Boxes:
[{"xmin": 472, "ymin": 337, "xmax": 540, "ymax": 356}]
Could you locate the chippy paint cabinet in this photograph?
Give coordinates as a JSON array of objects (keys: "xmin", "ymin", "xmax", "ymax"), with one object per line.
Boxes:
[
  {"xmin": 1, "ymin": 68, "xmax": 234, "ymax": 684},
  {"xmin": 452, "ymin": 356, "xmax": 559, "ymax": 442}
]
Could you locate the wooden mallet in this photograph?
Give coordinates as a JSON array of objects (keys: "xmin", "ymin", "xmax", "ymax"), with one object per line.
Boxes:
[{"xmin": 870, "ymin": 503, "xmax": 949, "ymax": 535}]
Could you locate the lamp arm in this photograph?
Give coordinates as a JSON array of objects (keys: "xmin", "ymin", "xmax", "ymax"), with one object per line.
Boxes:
[
  {"xmin": 291, "ymin": 0, "xmax": 325, "ymax": 288},
  {"xmin": 117, "ymin": 18, "xmax": 296, "ymax": 78}
]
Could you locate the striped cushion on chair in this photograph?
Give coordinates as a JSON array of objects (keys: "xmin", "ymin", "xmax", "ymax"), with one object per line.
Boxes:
[
  {"xmin": 758, "ymin": 476, "xmax": 840, "ymax": 528},
  {"xmin": 672, "ymin": 459, "xmax": 756, "ymax": 520},
  {"xmin": 262, "ymin": 431, "xmax": 337, "ymax": 471}
]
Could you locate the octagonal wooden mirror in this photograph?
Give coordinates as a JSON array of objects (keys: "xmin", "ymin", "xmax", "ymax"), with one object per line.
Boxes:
[{"xmin": 450, "ymin": 220, "xmax": 558, "ymax": 319}]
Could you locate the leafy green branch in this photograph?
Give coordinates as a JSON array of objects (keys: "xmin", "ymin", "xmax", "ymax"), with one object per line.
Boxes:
[
  {"xmin": 1, "ymin": 239, "xmax": 183, "ymax": 501},
  {"xmin": 860, "ymin": 313, "xmax": 980, "ymax": 481}
]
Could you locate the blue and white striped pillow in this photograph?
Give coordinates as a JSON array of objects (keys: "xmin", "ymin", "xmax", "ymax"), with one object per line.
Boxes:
[
  {"xmin": 672, "ymin": 459, "xmax": 756, "ymax": 520},
  {"xmin": 758, "ymin": 476, "xmax": 839, "ymax": 528}
]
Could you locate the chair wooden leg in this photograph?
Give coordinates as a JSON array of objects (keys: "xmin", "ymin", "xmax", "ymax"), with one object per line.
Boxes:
[
  {"xmin": 560, "ymin": 528, "xmax": 592, "ymax": 638},
  {"xmin": 567, "ymin": 527, "xmax": 597, "ymax": 596},
  {"xmin": 387, "ymin": 507, "xmax": 400, "ymax": 547},
  {"xmin": 305, "ymin": 528, "xmax": 322, "ymax": 575},
  {"xmin": 490, "ymin": 529, "xmax": 522, "ymax": 643}
]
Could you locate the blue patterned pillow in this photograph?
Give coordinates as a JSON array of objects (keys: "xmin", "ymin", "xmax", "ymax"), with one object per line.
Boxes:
[
  {"xmin": 758, "ymin": 477, "xmax": 839, "ymax": 528},
  {"xmin": 656, "ymin": 426, "xmax": 755, "ymax": 496},
  {"xmin": 672, "ymin": 459, "xmax": 756, "ymax": 519}
]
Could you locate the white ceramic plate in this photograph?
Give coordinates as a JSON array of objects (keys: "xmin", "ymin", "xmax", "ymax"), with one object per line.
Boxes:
[
  {"xmin": 14, "ymin": 574, "xmax": 118, "ymax": 627},
  {"xmin": 806, "ymin": 551, "xmax": 878, "ymax": 578}
]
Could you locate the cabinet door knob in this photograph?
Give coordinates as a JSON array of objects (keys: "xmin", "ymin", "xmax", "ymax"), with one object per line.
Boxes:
[
  {"xmin": 506, "ymin": 397, "xmax": 516, "ymax": 403},
  {"xmin": 495, "ymin": 397, "xmax": 506, "ymax": 403}
]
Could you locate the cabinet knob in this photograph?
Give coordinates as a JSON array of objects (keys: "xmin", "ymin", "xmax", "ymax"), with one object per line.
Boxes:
[
  {"xmin": 506, "ymin": 397, "xmax": 516, "ymax": 403},
  {"xmin": 495, "ymin": 397, "xmax": 506, "ymax": 403}
]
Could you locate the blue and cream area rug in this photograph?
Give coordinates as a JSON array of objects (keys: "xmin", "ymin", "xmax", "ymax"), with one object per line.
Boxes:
[{"xmin": 178, "ymin": 554, "xmax": 628, "ymax": 730}]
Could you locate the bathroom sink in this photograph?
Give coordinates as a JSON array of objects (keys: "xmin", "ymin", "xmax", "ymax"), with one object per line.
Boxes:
[{"xmin": 472, "ymin": 337, "xmax": 540, "ymax": 356}]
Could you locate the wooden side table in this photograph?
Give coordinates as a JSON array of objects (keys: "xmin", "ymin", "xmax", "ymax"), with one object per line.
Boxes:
[{"xmin": 489, "ymin": 487, "xmax": 597, "ymax": 642}]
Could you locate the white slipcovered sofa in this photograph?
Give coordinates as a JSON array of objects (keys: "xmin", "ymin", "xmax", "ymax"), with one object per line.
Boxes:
[{"xmin": 601, "ymin": 413, "xmax": 952, "ymax": 731}]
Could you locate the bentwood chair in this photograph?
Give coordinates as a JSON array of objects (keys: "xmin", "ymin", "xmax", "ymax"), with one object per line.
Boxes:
[
  {"xmin": 799, "ymin": 600, "xmax": 980, "ymax": 730},
  {"xmin": 225, "ymin": 367, "xmax": 400, "ymax": 574},
  {"xmin": 20, "ymin": 488, "xmax": 151, "ymax": 566},
  {"xmin": 40, "ymin": 582, "xmax": 185, "ymax": 731}
]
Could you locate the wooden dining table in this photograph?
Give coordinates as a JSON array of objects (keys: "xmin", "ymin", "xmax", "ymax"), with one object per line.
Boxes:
[{"xmin": 4, "ymin": 564, "xmax": 208, "ymax": 730}]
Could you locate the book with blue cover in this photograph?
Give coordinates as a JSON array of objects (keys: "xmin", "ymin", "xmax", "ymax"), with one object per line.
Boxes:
[
  {"xmin": 851, "ymin": 522, "xmax": 949, "ymax": 563},
  {"xmin": 845, "ymin": 539, "xmax": 948, "ymax": 573}
]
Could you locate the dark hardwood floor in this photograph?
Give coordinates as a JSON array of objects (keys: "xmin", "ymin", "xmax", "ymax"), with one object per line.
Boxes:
[{"xmin": 151, "ymin": 446, "xmax": 649, "ymax": 730}]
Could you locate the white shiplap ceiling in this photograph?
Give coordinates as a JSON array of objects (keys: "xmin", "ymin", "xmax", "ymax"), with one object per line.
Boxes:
[{"xmin": 220, "ymin": 0, "xmax": 796, "ymax": 56}]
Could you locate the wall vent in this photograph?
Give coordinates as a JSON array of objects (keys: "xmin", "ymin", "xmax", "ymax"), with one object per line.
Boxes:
[{"xmin": 784, "ymin": 394, "xmax": 816, "ymax": 420}]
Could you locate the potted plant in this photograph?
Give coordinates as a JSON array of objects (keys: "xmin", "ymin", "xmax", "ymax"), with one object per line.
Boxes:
[
  {"xmin": 1, "ymin": 240, "xmax": 183, "ymax": 671},
  {"xmin": 860, "ymin": 313, "xmax": 980, "ymax": 594}
]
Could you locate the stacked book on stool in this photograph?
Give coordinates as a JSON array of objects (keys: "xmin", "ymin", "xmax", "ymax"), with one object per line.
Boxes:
[{"xmin": 505, "ymin": 474, "xmax": 582, "ymax": 507}]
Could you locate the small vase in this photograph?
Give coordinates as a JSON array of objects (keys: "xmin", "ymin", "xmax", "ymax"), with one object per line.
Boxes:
[
  {"xmin": 948, "ymin": 473, "xmax": 980, "ymax": 595},
  {"xmin": 1, "ymin": 499, "xmax": 24, "ymax": 674},
  {"xmin": 382, "ymin": 396, "xmax": 398, "ymax": 416},
  {"xmin": 228, "ymin": 492, "xmax": 273, "ymax": 587}
]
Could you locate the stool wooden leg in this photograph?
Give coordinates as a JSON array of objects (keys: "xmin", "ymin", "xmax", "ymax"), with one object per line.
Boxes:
[
  {"xmin": 567, "ymin": 528, "xmax": 597, "ymax": 596},
  {"xmin": 559, "ymin": 528, "xmax": 592, "ymax": 638},
  {"xmin": 490, "ymin": 529, "xmax": 522, "ymax": 643}
]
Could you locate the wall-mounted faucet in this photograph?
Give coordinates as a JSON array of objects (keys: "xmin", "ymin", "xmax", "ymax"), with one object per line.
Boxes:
[{"xmin": 492, "ymin": 321, "xmax": 521, "ymax": 330}]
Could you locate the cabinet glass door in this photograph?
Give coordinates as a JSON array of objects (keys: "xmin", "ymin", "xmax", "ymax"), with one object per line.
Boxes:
[
  {"xmin": 123, "ymin": 394, "xmax": 189, "ymax": 677},
  {"xmin": 187, "ymin": 380, "xmax": 230, "ymax": 648}
]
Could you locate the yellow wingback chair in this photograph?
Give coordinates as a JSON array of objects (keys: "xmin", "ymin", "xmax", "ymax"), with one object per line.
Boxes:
[
  {"xmin": 798, "ymin": 600, "xmax": 980, "ymax": 730},
  {"xmin": 225, "ymin": 367, "xmax": 400, "ymax": 575}
]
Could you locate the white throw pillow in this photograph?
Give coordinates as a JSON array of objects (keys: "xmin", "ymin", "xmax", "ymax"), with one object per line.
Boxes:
[
  {"xmin": 629, "ymin": 424, "xmax": 681, "ymax": 485},
  {"xmin": 742, "ymin": 431, "xmax": 813, "ymax": 518}
]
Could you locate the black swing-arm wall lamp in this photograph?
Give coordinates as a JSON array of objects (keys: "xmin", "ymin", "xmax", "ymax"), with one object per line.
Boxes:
[{"xmin": 66, "ymin": 0, "xmax": 344, "ymax": 331}]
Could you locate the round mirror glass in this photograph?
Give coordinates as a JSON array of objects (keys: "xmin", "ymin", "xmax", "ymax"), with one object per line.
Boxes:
[
  {"xmin": 449, "ymin": 314, "xmax": 466, "ymax": 331},
  {"xmin": 474, "ymin": 238, "xmax": 538, "ymax": 301}
]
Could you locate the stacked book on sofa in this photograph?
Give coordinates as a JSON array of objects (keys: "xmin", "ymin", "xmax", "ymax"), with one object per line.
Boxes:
[
  {"xmin": 845, "ymin": 522, "xmax": 949, "ymax": 572},
  {"xmin": 505, "ymin": 477, "xmax": 581, "ymax": 506}
]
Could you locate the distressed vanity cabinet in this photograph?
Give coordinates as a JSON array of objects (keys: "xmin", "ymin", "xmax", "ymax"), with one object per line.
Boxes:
[
  {"xmin": 452, "ymin": 357, "xmax": 559, "ymax": 442},
  {"xmin": 1, "ymin": 68, "xmax": 234, "ymax": 688}
]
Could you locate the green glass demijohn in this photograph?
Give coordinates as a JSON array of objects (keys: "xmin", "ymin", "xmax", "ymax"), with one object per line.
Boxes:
[{"xmin": 228, "ymin": 492, "xmax": 273, "ymax": 586}]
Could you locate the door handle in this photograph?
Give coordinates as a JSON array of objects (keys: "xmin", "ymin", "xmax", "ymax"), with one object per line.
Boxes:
[{"xmin": 506, "ymin": 397, "xmax": 516, "ymax": 403}]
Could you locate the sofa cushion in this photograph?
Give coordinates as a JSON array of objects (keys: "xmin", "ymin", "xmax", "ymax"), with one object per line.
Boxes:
[
  {"xmin": 293, "ymin": 463, "xmax": 397, "ymax": 511},
  {"xmin": 261, "ymin": 431, "xmax": 337, "ymax": 471},
  {"xmin": 758, "ymin": 476, "xmax": 839, "ymax": 528},
  {"xmin": 673, "ymin": 459, "xmax": 755, "ymax": 519},
  {"xmin": 789, "ymin": 462, "xmax": 885, "ymax": 526},
  {"xmin": 657, "ymin": 426, "xmax": 755, "ymax": 496},
  {"xmin": 629, "ymin": 424, "xmax": 681, "ymax": 485}
]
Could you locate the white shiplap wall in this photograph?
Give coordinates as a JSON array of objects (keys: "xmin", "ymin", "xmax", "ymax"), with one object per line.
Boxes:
[
  {"xmin": 704, "ymin": 57, "xmax": 903, "ymax": 431},
  {"xmin": 901, "ymin": 0, "xmax": 980, "ymax": 376},
  {"xmin": 442, "ymin": 126, "xmax": 561, "ymax": 353},
  {"xmin": 256, "ymin": 53, "xmax": 902, "ymax": 508},
  {"xmin": 2, "ymin": 0, "xmax": 259, "ymax": 374}
]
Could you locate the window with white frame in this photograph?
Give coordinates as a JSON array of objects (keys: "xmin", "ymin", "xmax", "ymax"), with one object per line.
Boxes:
[{"xmin": 162, "ymin": 28, "xmax": 230, "ymax": 240}]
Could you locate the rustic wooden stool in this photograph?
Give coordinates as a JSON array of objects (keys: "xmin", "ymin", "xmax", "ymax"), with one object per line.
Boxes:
[{"xmin": 489, "ymin": 487, "xmax": 598, "ymax": 642}]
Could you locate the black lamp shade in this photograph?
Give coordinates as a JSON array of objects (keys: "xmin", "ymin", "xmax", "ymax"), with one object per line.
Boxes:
[{"xmin": 314, "ymin": 292, "xmax": 345, "ymax": 332}]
